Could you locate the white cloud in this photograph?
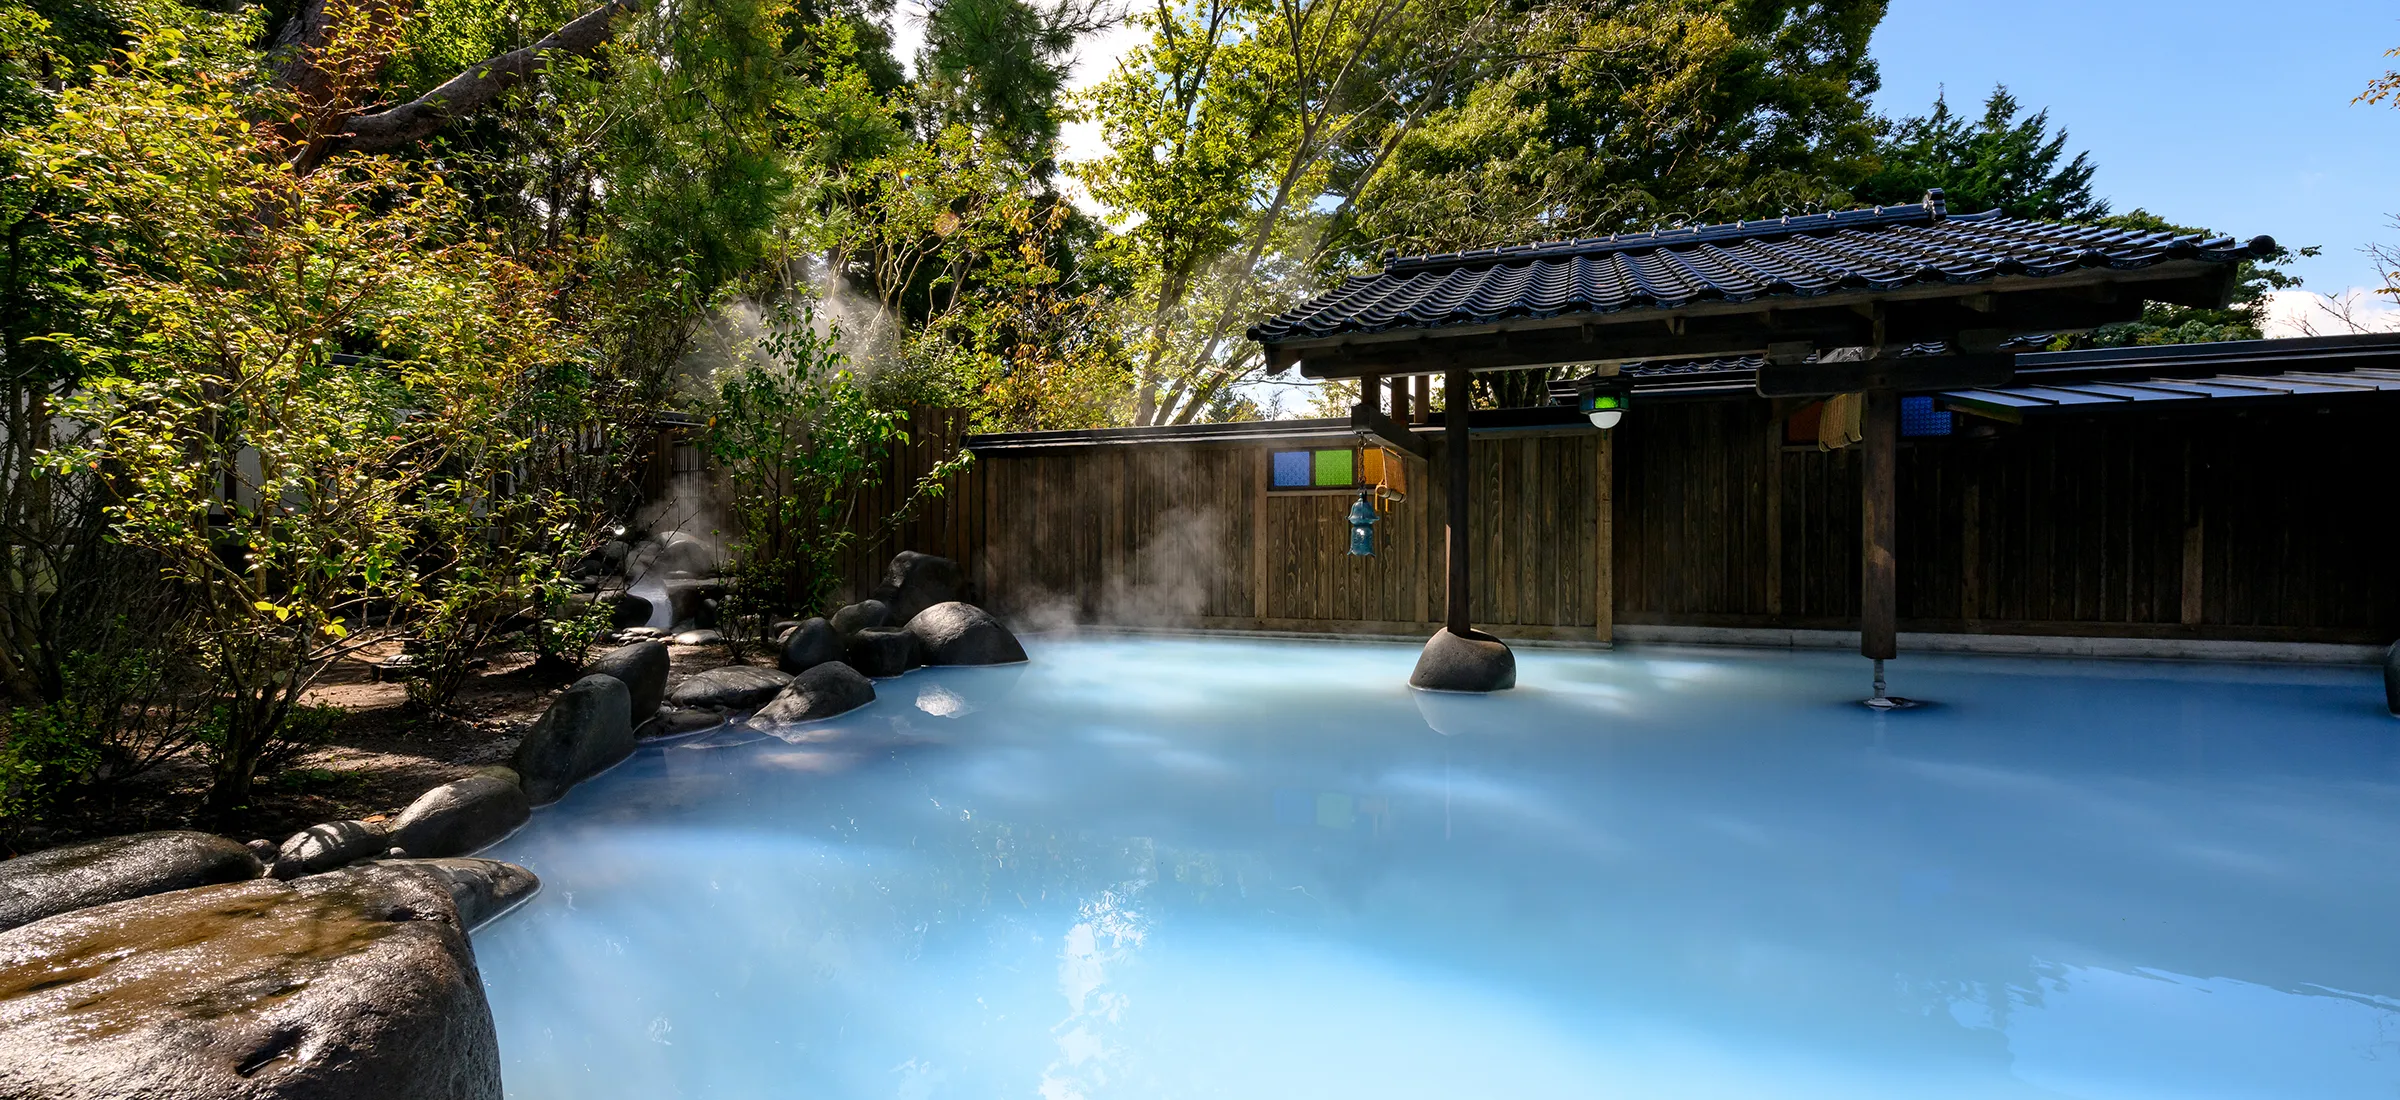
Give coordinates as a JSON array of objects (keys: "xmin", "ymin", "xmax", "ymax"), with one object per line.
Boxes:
[{"xmin": 2261, "ymin": 288, "xmax": 2400, "ymax": 338}]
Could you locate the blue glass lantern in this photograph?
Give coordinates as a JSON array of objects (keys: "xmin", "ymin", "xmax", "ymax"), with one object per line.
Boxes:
[{"xmin": 1347, "ymin": 490, "xmax": 1378, "ymax": 556}]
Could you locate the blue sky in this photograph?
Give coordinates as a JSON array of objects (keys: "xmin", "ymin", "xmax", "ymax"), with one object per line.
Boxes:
[{"xmin": 1870, "ymin": 0, "xmax": 2400, "ymax": 320}]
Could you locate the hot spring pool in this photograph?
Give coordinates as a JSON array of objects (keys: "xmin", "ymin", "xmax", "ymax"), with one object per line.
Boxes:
[{"xmin": 474, "ymin": 636, "xmax": 2400, "ymax": 1099}]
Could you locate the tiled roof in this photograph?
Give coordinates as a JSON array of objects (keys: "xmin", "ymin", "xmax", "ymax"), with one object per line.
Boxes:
[
  {"xmin": 1250, "ymin": 193, "xmax": 2274, "ymax": 345},
  {"xmin": 1543, "ymin": 332, "xmax": 2400, "ymax": 406}
]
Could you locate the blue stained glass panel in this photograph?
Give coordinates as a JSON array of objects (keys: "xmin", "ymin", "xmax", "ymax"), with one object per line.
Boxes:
[
  {"xmin": 1901, "ymin": 395, "xmax": 1953, "ymax": 438},
  {"xmin": 1271, "ymin": 451, "xmax": 1311, "ymax": 487}
]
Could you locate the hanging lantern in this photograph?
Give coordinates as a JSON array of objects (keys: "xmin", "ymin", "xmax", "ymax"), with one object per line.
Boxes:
[
  {"xmin": 1575, "ymin": 375, "xmax": 1631, "ymax": 429},
  {"xmin": 1347, "ymin": 489, "xmax": 1379, "ymax": 556}
]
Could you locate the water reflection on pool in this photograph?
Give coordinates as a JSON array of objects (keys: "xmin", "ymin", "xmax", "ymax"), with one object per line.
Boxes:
[{"xmin": 474, "ymin": 636, "xmax": 2400, "ymax": 1099}]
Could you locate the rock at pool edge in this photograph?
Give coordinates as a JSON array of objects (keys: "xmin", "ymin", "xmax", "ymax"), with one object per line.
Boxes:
[
  {"xmin": 1408, "ymin": 628, "xmax": 1516, "ymax": 693},
  {"xmin": 756, "ymin": 662, "xmax": 877, "ymax": 724},
  {"xmin": 390, "ymin": 777, "xmax": 532, "ymax": 859},
  {"xmin": 0, "ymin": 861, "xmax": 512, "ymax": 1100},
  {"xmin": 906, "ymin": 602, "xmax": 1027, "ymax": 666},
  {"xmin": 511, "ymin": 674, "xmax": 636, "ymax": 805},
  {"xmin": 585, "ymin": 640, "xmax": 670, "ymax": 721}
]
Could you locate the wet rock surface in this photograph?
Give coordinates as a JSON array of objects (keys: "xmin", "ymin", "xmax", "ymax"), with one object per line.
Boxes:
[
  {"xmin": 584, "ymin": 640, "xmax": 669, "ymax": 721},
  {"xmin": 906, "ymin": 602, "xmax": 1028, "ymax": 666},
  {"xmin": 779, "ymin": 617, "xmax": 843, "ymax": 674},
  {"xmin": 271, "ymin": 820, "xmax": 389, "ymax": 880},
  {"xmin": 390, "ymin": 777, "xmax": 531, "ymax": 858},
  {"xmin": 389, "ymin": 858, "xmax": 540, "ymax": 931},
  {"xmin": 844, "ymin": 627, "xmax": 920, "ymax": 678},
  {"xmin": 0, "ymin": 831, "xmax": 263, "ymax": 933},
  {"xmin": 665, "ymin": 665, "xmax": 793, "ymax": 711},
  {"xmin": 870, "ymin": 551, "xmax": 965, "ymax": 625},
  {"xmin": 512, "ymin": 674, "xmax": 636, "ymax": 805},
  {"xmin": 755, "ymin": 662, "xmax": 876, "ymax": 725},
  {"xmin": 0, "ymin": 862, "xmax": 510, "ymax": 1099},
  {"xmin": 649, "ymin": 706, "xmax": 726, "ymax": 737}
]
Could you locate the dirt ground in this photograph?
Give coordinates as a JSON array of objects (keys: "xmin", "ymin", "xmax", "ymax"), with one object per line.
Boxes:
[{"xmin": 15, "ymin": 635, "xmax": 760, "ymax": 855}]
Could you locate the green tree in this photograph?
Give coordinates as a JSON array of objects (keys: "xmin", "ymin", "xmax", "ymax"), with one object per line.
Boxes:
[
  {"xmin": 28, "ymin": 5, "xmax": 569, "ymax": 813},
  {"xmin": 697, "ymin": 296, "xmax": 968, "ymax": 637},
  {"xmin": 913, "ymin": 0, "xmax": 1110, "ymax": 170},
  {"xmin": 1079, "ymin": 0, "xmax": 1888, "ymax": 424},
  {"xmin": 1855, "ymin": 85, "xmax": 2104, "ymax": 220}
]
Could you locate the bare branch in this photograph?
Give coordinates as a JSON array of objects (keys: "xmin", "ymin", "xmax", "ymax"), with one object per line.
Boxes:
[{"xmin": 292, "ymin": 0, "xmax": 639, "ymax": 174}]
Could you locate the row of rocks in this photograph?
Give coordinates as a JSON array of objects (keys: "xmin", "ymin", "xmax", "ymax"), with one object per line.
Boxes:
[{"xmin": 782, "ymin": 597, "xmax": 1026, "ymax": 679}]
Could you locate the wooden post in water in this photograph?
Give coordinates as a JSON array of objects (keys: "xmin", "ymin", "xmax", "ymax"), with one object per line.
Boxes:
[
  {"xmin": 1860, "ymin": 389, "xmax": 1899, "ymax": 694},
  {"xmin": 1445, "ymin": 367, "xmax": 1472, "ymax": 635}
]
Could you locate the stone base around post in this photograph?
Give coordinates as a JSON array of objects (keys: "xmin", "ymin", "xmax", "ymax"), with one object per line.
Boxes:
[
  {"xmin": 2384, "ymin": 640, "xmax": 2399, "ymax": 716},
  {"xmin": 1410, "ymin": 628, "xmax": 1517, "ymax": 693}
]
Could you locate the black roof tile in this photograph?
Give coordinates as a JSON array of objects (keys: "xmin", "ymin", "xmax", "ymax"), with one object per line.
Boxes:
[{"xmin": 1250, "ymin": 193, "xmax": 2273, "ymax": 345}]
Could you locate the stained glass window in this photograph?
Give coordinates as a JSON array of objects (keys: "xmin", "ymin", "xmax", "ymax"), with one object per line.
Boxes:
[
  {"xmin": 1269, "ymin": 448, "xmax": 1362, "ymax": 490},
  {"xmin": 1900, "ymin": 395, "xmax": 1954, "ymax": 438},
  {"xmin": 1312, "ymin": 448, "xmax": 1354, "ymax": 487}
]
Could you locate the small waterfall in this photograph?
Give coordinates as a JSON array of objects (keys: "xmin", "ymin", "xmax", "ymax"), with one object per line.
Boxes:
[{"xmin": 628, "ymin": 576, "xmax": 671, "ymax": 630}]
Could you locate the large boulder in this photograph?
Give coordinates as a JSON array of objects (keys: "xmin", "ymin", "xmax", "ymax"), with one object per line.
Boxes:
[
  {"xmin": 829, "ymin": 599, "xmax": 892, "ymax": 637},
  {"xmin": 844, "ymin": 627, "xmax": 919, "ymax": 678},
  {"xmin": 870, "ymin": 551, "xmax": 966, "ymax": 625},
  {"xmin": 512, "ymin": 674, "xmax": 636, "ymax": 805},
  {"xmin": 585, "ymin": 640, "xmax": 669, "ymax": 721},
  {"xmin": 906, "ymin": 602, "xmax": 1028, "ymax": 666},
  {"xmin": 665, "ymin": 664, "xmax": 793, "ymax": 711},
  {"xmin": 0, "ymin": 831, "xmax": 262, "ymax": 933},
  {"xmin": 0, "ymin": 862, "xmax": 509, "ymax": 1099},
  {"xmin": 779, "ymin": 617, "xmax": 843, "ymax": 675},
  {"xmin": 1408, "ymin": 627, "xmax": 1516, "ymax": 693},
  {"xmin": 755, "ymin": 662, "xmax": 877, "ymax": 725},
  {"xmin": 389, "ymin": 777, "xmax": 531, "ymax": 858},
  {"xmin": 270, "ymin": 820, "xmax": 389, "ymax": 880}
]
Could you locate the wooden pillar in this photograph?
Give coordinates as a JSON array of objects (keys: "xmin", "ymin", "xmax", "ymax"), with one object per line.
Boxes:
[
  {"xmin": 1411, "ymin": 375, "xmax": 1430, "ymax": 425},
  {"xmin": 1252, "ymin": 448, "xmax": 1270, "ymax": 622},
  {"xmin": 1596, "ymin": 430, "xmax": 1614, "ymax": 643},
  {"xmin": 2180, "ymin": 437, "xmax": 2205, "ymax": 627},
  {"xmin": 1763, "ymin": 409, "xmax": 1783, "ymax": 619},
  {"xmin": 1860, "ymin": 389, "xmax": 1898, "ymax": 661},
  {"xmin": 1390, "ymin": 375, "xmax": 1411, "ymax": 422},
  {"xmin": 1445, "ymin": 367, "xmax": 1472, "ymax": 635}
]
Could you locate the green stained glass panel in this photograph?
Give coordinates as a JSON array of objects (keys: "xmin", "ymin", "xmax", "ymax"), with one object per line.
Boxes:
[{"xmin": 1313, "ymin": 448, "xmax": 1354, "ymax": 487}]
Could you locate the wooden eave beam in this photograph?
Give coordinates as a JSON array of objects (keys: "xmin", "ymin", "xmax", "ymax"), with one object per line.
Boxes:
[{"xmin": 1350, "ymin": 402, "xmax": 1430, "ymax": 461}]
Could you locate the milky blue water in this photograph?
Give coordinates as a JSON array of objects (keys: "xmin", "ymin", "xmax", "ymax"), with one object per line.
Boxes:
[{"xmin": 473, "ymin": 636, "xmax": 2400, "ymax": 1099}]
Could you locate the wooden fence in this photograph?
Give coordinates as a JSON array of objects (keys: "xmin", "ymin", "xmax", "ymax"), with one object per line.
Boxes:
[
  {"xmin": 971, "ymin": 431, "xmax": 1613, "ymax": 640},
  {"xmin": 1613, "ymin": 397, "xmax": 2400, "ymax": 644},
  {"xmin": 673, "ymin": 389, "xmax": 2399, "ymax": 647}
]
